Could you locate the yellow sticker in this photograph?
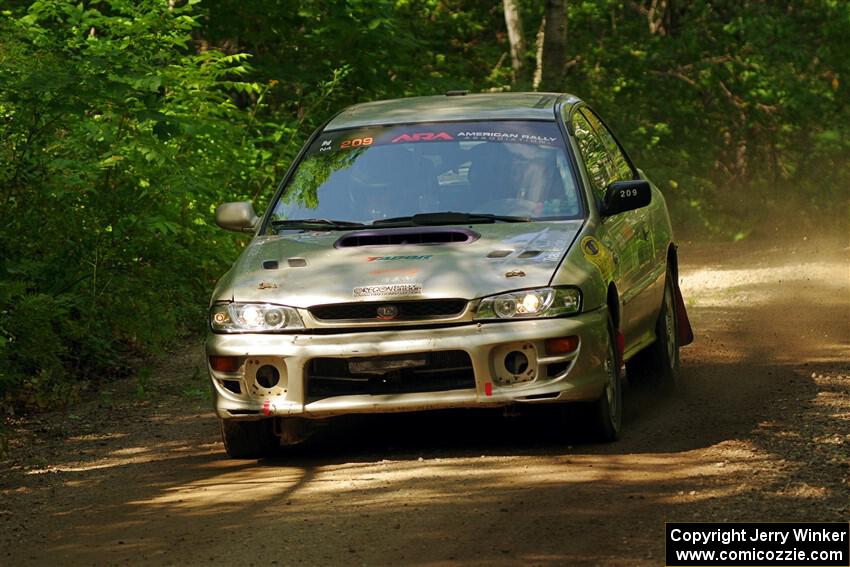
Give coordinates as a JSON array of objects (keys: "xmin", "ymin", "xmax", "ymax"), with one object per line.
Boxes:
[{"xmin": 581, "ymin": 236, "xmax": 615, "ymax": 281}]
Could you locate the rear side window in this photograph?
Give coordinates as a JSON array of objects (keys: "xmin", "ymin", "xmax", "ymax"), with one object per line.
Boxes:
[{"xmin": 270, "ymin": 121, "xmax": 583, "ymax": 225}]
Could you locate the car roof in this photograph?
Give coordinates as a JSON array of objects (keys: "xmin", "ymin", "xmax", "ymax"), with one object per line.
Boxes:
[{"xmin": 324, "ymin": 92, "xmax": 582, "ymax": 130}]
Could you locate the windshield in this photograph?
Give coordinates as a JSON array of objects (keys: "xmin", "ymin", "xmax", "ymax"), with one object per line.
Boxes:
[{"xmin": 269, "ymin": 121, "xmax": 582, "ymax": 228}]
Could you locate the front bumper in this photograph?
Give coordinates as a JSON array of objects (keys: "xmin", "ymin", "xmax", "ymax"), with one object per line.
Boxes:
[{"xmin": 206, "ymin": 307, "xmax": 610, "ymax": 420}]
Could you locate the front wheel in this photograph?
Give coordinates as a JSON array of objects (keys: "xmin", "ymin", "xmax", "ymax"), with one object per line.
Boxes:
[
  {"xmin": 590, "ymin": 319, "xmax": 623, "ymax": 441},
  {"xmin": 220, "ymin": 418, "xmax": 279, "ymax": 459},
  {"xmin": 627, "ymin": 267, "xmax": 680, "ymax": 388}
]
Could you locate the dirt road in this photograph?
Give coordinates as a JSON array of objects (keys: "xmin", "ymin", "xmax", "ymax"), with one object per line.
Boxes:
[{"xmin": 2, "ymin": 236, "xmax": 848, "ymax": 566}]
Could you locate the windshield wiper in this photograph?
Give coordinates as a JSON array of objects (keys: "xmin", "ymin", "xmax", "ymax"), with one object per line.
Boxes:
[
  {"xmin": 372, "ymin": 212, "xmax": 531, "ymax": 227},
  {"xmin": 271, "ymin": 218, "xmax": 366, "ymax": 231}
]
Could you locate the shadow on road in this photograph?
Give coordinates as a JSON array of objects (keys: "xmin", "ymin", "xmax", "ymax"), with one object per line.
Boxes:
[{"xmin": 2, "ymin": 237, "xmax": 848, "ymax": 565}]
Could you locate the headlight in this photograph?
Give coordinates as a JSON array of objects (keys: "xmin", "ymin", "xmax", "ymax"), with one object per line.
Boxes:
[
  {"xmin": 475, "ymin": 287, "xmax": 581, "ymax": 320},
  {"xmin": 210, "ymin": 303, "xmax": 304, "ymax": 332}
]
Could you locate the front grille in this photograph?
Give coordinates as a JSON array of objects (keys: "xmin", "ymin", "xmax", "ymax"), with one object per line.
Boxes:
[
  {"xmin": 310, "ymin": 299, "xmax": 467, "ymax": 321},
  {"xmin": 306, "ymin": 350, "xmax": 475, "ymax": 401}
]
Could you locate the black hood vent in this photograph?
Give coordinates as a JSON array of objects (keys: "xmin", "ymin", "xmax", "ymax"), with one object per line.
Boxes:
[{"xmin": 335, "ymin": 227, "xmax": 479, "ymax": 248}]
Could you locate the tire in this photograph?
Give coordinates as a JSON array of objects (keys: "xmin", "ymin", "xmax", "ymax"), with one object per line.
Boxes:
[
  {"xmin": 626, "ymin": 267, "xmax": 680, "ymax": 388},
  {"xmin": 220, "ymin": 418, "xmax": 279, "ymax": 459},
  {"xmin": 590, "ymin": 318, "xmax": 623, "ymax": 442}
]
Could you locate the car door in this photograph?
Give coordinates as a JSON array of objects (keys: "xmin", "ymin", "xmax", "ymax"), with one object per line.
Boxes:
[
  {"xmin": 580, "ymin": 108, "xmax": 663, "ymax": 345},
  {"xmin": 570, "ymin": 109, "xmax": 643, "ymax": 342}
]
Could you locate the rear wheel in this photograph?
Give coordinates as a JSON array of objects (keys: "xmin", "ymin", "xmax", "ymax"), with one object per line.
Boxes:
[
  {"xmin": 626, "ymin": 267, "xmax": 680, "ymax": 388},
  {"xmin": 220, "ymin": 418, "xmax": 279, "ymax": 459},
  {"xmin": 590, "ymin": 319, "xmax": 623, "ymax": 441}
]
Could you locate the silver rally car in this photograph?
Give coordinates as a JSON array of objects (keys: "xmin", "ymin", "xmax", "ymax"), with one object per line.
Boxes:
[{"xmin": 208, "ymin": 92, "xmax": 693, "ymax": 458}]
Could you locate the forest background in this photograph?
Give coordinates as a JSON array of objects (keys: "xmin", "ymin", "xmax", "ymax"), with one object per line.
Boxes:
[{"xmin": 0, "ymin": 0, "xmax": 847, "ymax": 413}]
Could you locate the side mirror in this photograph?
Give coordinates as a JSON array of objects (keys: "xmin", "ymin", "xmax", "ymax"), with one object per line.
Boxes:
[
  {"xmin": 215, "ymin": 201, "xmax": 259, "ymax": 233},
  {"xmin": 600, "ymin": 180, "xmax": 651, "ymax": 217}
]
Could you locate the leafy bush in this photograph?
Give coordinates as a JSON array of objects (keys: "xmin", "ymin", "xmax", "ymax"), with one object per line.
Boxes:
[
  {"xmin": 0, "ymin": 0, "xmax": 291, "ymax": 408},
  {"xmin": 2, "ymin": 0, "xmax": 848, "ymax": 411}
]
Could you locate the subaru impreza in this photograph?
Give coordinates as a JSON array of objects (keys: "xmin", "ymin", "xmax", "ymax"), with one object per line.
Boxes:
[{"xmin": 207, "ymin": 92, "xmax": 693, "ymax": 458}]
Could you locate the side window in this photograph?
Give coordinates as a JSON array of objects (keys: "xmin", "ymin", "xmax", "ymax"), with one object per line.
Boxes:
[
  {"xmin": 581, "ymin": 109, "xmax": 634, "ymax": 182},
  {"xmin": 572, "ymin": 111, "xmax": 616, "ymax": 200}
]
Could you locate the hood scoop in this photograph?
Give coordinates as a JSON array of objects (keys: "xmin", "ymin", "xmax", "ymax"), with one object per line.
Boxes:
[
  {"xmin": 335, "ymin": 227, "xmax": 479, "ymax": 248},
  {"xmin": 262, "ymin": 258, "xmax": 307, "ymax": 269}
]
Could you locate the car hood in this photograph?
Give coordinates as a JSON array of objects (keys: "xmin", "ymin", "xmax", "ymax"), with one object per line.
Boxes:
[{"xmin": 220, "ymin": 221, "xmax": 583, "ymax": 307}]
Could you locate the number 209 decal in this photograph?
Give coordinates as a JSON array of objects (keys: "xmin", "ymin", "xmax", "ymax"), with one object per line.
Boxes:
[{"xmin": 340, "ymin": 137, "xmax": 373, "ymax": 149}]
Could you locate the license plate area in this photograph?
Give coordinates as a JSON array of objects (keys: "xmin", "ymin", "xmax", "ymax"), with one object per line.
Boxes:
[{"xmin": 348, "ymin": 354, "xmax": 428, "ymax": 375}]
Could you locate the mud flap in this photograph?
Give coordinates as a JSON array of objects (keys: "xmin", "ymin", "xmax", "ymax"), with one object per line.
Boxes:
[{"xmin": 673, "ymin": 277, "xmax": 694, "ymax": 346}]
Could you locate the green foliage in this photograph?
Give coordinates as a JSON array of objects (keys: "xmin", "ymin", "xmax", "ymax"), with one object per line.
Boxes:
[
  {"xmin": 0, "ymin": 0, "xmax": 284, "ymax": 408},
  {"xmin": 181, "ymin": 365, "xmax": 210, "ymax": 401},
  {"xmin": 540, "ymin": 0, "xmax": 850, "ymax": 234},
  {"xmin": 1, "ymin": 0, "xmax": 848, "ymax": 410},
  {"xmin": 201, "ymin": 0, "xmax": 511, "ymax": 134},
  {"xmin": 135, "ymin": 366, "xmax": 152, "ymax": 399},
  {"xmin": 200, "ymin": 0, "xmax": 850, "ymax": 235}
]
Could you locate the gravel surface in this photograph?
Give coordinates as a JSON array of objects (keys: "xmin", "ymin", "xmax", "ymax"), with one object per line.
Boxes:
[{"xmin": 1, "ymin": 235, "xmax": 848, "ymax": 566}]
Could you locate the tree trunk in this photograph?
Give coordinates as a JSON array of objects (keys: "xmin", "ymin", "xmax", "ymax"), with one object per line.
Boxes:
[
  {"xmin": 647, "ymin": 0, "xmax": 669, "ymax": 35},
  {"xmin": 541, "ymin": 0, "xmax": 567, "ymax": 91},
  {"xmin": 502, "ymin": 0, "xmax": 526, "ymax": 82},
  {"xmin": 533, "ymin": 17, "xmax": 546, "ymax": 90}
]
